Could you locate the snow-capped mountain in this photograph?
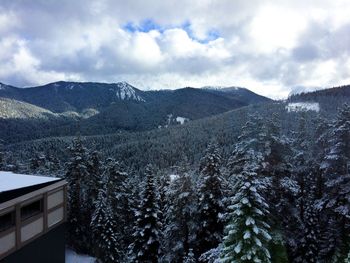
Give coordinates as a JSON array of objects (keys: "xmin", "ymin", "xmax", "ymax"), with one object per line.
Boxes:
[
  {"xmin": 0, "ymin": 81, "xmax": 273, "ymax": 142},
  {"xmin": 113, "ymin": 81, "xmax": 145, "ymax": 102}
]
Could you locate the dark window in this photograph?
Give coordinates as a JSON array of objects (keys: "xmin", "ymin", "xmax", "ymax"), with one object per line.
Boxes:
[
  {"xmin": 21, "ymin": 199, "xmax": 43, "ymax": 221},
  {"xmin": 0, "ymin": 211, "xmax": 15, "ymax": 232}
]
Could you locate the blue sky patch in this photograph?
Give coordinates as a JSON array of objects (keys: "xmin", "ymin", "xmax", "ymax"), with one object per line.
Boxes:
[
  {"xmin": 123, "ymin": 19, "xmax": 164, "ymax": 33},
  {"xmin": 123, "ymin": 19, "xmax": 220, "ymax": 43}
]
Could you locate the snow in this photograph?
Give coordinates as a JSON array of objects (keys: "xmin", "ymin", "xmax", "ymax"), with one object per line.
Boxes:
[
  {"xmin": 169, "ymin": 174, "xmax": 179, "ymax": 181},
  {"xmin": 116, "ymin": 82, "xmax": 145, "ymax": 102},
  {"xmin": 65, "ymin": 249, "xmax": 96, "ymax": 263},
  {"xmin": 0, "ymin": 171, "xmax": 59, "ymax": 192},
  {"xmin": 175, "ymin": 116, "xmax": 189, "ymax": 125},
  {"xmin": 286, "ymin": 102, "xmax": 320, "ymax": 112}
]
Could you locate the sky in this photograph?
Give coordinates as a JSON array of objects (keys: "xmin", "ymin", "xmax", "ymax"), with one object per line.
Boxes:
[{"xmin": 0, "ymin": 0, "xmax": 350, "ymax": 99}]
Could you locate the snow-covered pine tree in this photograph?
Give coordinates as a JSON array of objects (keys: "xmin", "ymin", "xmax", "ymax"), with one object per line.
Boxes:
[
  {"xmin": 103, "ymin": 158, "xmax": 130, "ymax": 256},
  {"xmin": 157, "ymin": 173, "xmax": 170, "ymax": 261},
  {"xmin": 312, "ymin": 118, "xmax": 339, "ymax": 261},
  {"xmin": 321, "ymin": 104, "xmax": 350, "ymax": 260},
  {"xmin": 345, "ymin": 249, "xmax": 350, "ymax": 263},
  {"xmin": 223, "ymin": 113, "xmax": 286, "ymax": 262},
  {"xmin": 123, "ymin": 173, "xmax": 143, "ymax": 257},
  {"xmin": 65, "ymin": 136, "xmax": 90, "ymax": 252},
  {"xmin": 263, "ymin": 114, "xmax": 291, "ymax": 263},
  {"xmin": 292, "ymin": 113, "xmax": 311, "ymax": 222},
  {"xmin": 323, "ymin": 103, "xmax": 350, "ymax": 178},
  {"xmin": 164, "ymin": 172, "xmax": 197, "ymax": 262},
  {"xmin": 91, "ymin": 187, "xmax": 120, "ymax": 263},
  {"xmin": 130, "ymin": 165, "xmax": 161, "ymax": 263},
  {"xmin": 228, "ymin": 114, "xmax": 266, "ymax": 176},
  {"xmin": 87, "ymin": 150, "xmax": 103, "ymax": 204},
  {"xmin": 183, "ymin": 248, "xmax": 196, "ymax": 263},
  {"xmin": 298, "ymin": 200, "xmax": 320, "ymax": 263},
  {"xmin": 196, "ymin": 143, "xmax": 224, "ymax": 258},
  {"xmin": 288, "ymin": 113, "xmax": 323, "ymax": 262},
  {"xmin": 221, "ymin": 151, "xmax": 272, "ymax": 263}
]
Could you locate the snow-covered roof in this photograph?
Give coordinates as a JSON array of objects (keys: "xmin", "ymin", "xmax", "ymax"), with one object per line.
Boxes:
[{"xmin": 0, "ymin": 171, "xmax": 60, "ymax": 193}]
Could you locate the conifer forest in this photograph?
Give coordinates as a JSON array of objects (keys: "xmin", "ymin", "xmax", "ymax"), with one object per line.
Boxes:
[{"xmin": 1, "ymin": 85, "xmax": 350, "ymax": 262}]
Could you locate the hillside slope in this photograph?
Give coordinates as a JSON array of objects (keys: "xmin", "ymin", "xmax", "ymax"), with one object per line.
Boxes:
[{"xmin": 0, "ymin": 81, "xmax": 271, "ymax": 142}]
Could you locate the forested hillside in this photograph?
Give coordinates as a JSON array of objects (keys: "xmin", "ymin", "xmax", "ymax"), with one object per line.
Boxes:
[
  {"xmin": 0, "ymin": 81, "xmax": 270, "ymax": 143},
  {"xmin": 1, "ymin": 85, "xmax": 349, "ymax": 262}
]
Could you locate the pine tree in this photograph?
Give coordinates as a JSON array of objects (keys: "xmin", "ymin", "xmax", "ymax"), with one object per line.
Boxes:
[
  {"xmin": 344, "ymin": 249, "xmax": 350, "ymax": 263},
  {"xmin": 91, "ymin": 187, "xmax": 120, "ymax": 263},
  {"xmin": 157, "ymin": 172, "xmax": 170, "ymax": 259},
  {"xmin": 322, "ymin": 104, "xmax": 350, "ymax": 260},
  {"xmin": 87, "ymin": 150, "xmax": 103, "ymax": 204},
  {"xmin": 221, "ymin": 153, "xmax": 272, "ymax": 263},
  {"xmin": 183, "ymin": 248, "xmax": 196, "ymax": 263},
  {"xmin": 130, "ymin": 165, "xmax": 161, "ymax": 263},
  {"xmin": 103, "ymin": 158, "xmax": 130, "ymax": 257},
  {"xmin": 264, "ymin": 114, "xmax": 292, "ymax": 263},
  {"xmin": 298, "ymin": 200, "xmax": 320, "ymax": 263},
  {"xmin": 65, "ymin": 136, "xmax": 90, "ymax": 252},
  {"xmin": 196, "ymin": 143, "xmax": 224, "ymax": 257},
  {"xmin": 323, "ymin": 104, "xmax": 350, "ymax": 178},
  {"xmin": 164, "ymin": 172, "xmax": 197, "ymax": 262}
]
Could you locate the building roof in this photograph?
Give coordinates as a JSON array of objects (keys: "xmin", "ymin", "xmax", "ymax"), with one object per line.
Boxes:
[{"xmin": 0, "ymin": 171, "xmax": 60, "ymax": 193}]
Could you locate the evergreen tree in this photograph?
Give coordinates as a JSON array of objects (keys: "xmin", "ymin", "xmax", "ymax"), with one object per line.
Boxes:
[
  {"xmin": 196, "ymin": 143, "xmax": 224, "ymax": 257},
  {"xmin": 228, "ymin": 114, "xmax": 266, "ymax": 176},
  {"xmin": 65, "ymin": 136, "xmax": 89, "ymax": 252},
  {"xmin": 221, "ymin": 152, "xmax": 272, "ymax": 263},
  {"xmin": 130, "ymin": 165, "xmax": 161, "ymax": 263},
  {"xmin": 264, "ymin": 114, "xmax": 292, "ymax": 263},
  {"xmin": 164, "ymin": 172, "xmax": 197, "ymax": 262},
  {"xmin": 322, "ymin": 104, "xmax": 350, "ymax": 260},
  {"xmin": 157, "ymin": 172, "xmax": 171, "ymax": 259},
  {"xmin": 345, "ymin": 249, "xmax": 350, "ymax": 263},
  {"xmin": 103, "ymin": 158, "xmax": 130, "ymax": 257},
  {"xmin": 91, "ymin": 187, "xmax": 120, "ymax": 263},
  {"xmin": 87, "ymin": 150, "xmax": 103, "ymax": 203},
  {"xmin": 297, "ymin": 200, "xmax": 320, "ymax": 263},
  {"xmin": 183, "ymin": 248, "xmax": 196, "ymax": 263}
]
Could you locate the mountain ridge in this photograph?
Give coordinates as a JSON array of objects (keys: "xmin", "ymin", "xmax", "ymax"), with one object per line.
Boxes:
[{"xmin": 0, "ymin": 80, "xmax": 272, "ymax": 143}]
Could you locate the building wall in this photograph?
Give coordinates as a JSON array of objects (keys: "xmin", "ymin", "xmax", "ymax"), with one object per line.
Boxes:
[{"xmin": 1, "ymin": 223, "xmax": 65, "ymax": 263}]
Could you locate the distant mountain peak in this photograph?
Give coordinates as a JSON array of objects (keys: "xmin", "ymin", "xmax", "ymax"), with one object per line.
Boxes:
[
  {"xmin": 113, "ymin": 82, "xmax": 145, "ymax": 102},
  {"xmin": 202, "ymin": 86, "xmax": 243, "ymax": 91}
]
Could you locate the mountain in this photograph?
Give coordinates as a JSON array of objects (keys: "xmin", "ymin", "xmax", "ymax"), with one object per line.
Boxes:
[
  {"xmin": 0, "ymin": 81, "xmax": 145, "ymax": 113},
  {"xmin": 0, "ymin": 81, "xmax": 272, "ymax": 143},
  {"xmin": 288, "ymin": 84, "xmax": 350, "ymax": 113},
  {"xmin": 289, "ymin": 84, "xmax": 350, "ymax": 101},
  {"xmin": 202, "ymin": 86, "xmax": 272, "ymax": 104}
]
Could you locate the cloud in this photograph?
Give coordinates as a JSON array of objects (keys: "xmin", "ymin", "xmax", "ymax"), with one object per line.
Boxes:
[{"xmin": 0, "ymin": 0, "xmax": 349, "ymax": 98}]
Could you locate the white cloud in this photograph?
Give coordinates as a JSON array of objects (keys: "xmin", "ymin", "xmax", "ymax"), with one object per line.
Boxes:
[
  {"xmin": 249, "ymin": 5, "xmax": 307, "ymax": 53},
  {"xmin": 0, "ymin": 0, "xmax": 349, "ymax": 98}
]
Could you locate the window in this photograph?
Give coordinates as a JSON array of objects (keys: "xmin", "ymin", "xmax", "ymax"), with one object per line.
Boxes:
[
  {"xmin": 21, "ymin": 199, "xmax": 43, "ymax": 221},
  {"xmin": 0, "ymin": 211, "xmax": 15, "ymax": 232}
]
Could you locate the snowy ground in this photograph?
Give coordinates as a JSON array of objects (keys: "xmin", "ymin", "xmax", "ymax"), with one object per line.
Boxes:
[
  {"xmin": 286, "ymin": 102, "xmax": 320, "ymax": 112},
  {"xmin": 66, "ymin": 249, "xmax": 96, "ymax": 263},
  {"xmin": 176, "ymin": 116, "xmax": 189, "ymax": 125}
]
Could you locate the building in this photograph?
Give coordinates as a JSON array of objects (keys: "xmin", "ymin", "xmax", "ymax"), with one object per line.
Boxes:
[{"xmin": 0, "ymin": 171, "xmax": 67, "ymax": 263}]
